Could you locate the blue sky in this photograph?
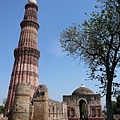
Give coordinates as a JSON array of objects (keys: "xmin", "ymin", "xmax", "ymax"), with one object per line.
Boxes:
[{"xmin": 0, "ymin": 0, "xmax": 106, "ymax": 105}]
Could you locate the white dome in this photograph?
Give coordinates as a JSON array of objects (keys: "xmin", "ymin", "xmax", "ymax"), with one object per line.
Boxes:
[{"xmin": 29, "ymin": 0, "xmax": 37, "ymax": 4}]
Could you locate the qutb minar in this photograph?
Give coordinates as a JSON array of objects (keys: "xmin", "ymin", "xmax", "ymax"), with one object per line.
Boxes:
[{"xmin": 5, "ymin": 0, "xmax": 40, "ymax": 116}]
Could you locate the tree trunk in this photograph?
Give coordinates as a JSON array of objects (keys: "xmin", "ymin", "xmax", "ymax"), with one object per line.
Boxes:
[
  {"xmin": 106, "ymin": 76, "xmax": 113, "ymax": 120},
  {"xmin": 106, "ymin": 101, "xmax": 113, "ymax": 120}
]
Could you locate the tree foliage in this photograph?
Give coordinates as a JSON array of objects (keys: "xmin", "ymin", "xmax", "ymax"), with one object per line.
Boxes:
[
  {"xmin": 112, "ymin": 101, "xmax": 120, "ymax": 114},
  {"xmin": 0, "ymin": 106, "xmax": 5, "ymax": 114},
  {"xmin": 0, "ymin": 99, "xmax": 6, "ymax": 115},
  {"xmin": 112, "ymin": 95, "xmax": 120, "ymax": 114},
  {"xmin": 59, "ymin": 0, "xmax": 120, "ymax": 120},
  {"xmin": 117, "ymin": 95, "xmax": 120, "ymax": 108},
  {"xmin": 81, "ymin": 102, "xmax": 86, "ymax": 118}
]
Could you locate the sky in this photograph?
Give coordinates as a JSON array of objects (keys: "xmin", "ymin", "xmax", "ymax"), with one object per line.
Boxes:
[{"xmin": 0, "ymin": 0, "xmax": 107, "ymax": 106}]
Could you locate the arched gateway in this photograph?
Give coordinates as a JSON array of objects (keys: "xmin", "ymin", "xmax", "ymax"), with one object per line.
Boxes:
[
  {"xmin": 79, "ymin": 98, "xmax": 87, "ymax": 119},
  {"xmin": 63, "ymin": 84, "xmax": 104, "ymax": 120}
]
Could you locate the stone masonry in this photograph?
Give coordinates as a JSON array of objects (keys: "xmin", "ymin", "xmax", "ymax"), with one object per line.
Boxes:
[
  {"xmin": 32, "ymin": 85, "xmax": 49, "ymax": 120},
  {"xmin": 5, "ymin": 1, "xmax": 40, "ymax": 116},
  {"xmin": 7, "ymin": 83, "xmax": 49, "ymax": 120},
  {"xmin": 11, "ymin": 83, "xmax": 31, "ymax": 120}
]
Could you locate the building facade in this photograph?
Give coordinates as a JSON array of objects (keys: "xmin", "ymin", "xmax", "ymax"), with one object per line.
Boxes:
[{"xmin": 63, "ymin": 84, "xmax": 104, "ymax": 120}]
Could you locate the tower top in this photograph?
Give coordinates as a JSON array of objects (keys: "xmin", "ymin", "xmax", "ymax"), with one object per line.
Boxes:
[{"xmin": 28, "ymin": 0, "xmax": 37, "ymax": 4}]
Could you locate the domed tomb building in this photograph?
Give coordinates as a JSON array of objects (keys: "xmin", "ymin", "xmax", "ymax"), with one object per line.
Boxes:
[{"xmin": 63, "ymin": 84, "xmax": 104, "ymax": 120}]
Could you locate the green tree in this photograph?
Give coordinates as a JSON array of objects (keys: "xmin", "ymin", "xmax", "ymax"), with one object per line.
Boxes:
[
  {"xmin": 117, "ymin": 95, "xmax": 120, "ymax": 108},
  {"xmin": 0, "ymin": 99, "xmax": 6, "ymax": 115},
  {"xmin": 81, "ymin": 102, "xmax": 86, "ymax": 118},
  {"xmin": 112, "ymin": 101, "xmax": 117, "ymax": 114},
  {"xmin": 0, "ymin": 106, "xmax": 5, "ymax": 114},
  {"xmin": 59, "ymin": 0, "xmax": 120, "ymax": 119},
  {"xmin": 103, "ymin": 101, "xmax": 120, "ymax": 115},
  {"xmin": 116, "ymin": 95, "xmax": 120, "ymax": 114},
  {"xmin": 111, "ymin": 95, "xmax": 120, "ymax": 114}
]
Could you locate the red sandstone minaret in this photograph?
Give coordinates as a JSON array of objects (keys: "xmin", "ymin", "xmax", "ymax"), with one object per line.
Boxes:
[{"xmin": 5, "ymin": 0, "xmax": 40, "ymax": 115}]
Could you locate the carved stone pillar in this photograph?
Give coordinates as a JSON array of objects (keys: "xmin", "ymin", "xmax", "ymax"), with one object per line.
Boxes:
[{"xmin": 32, "ymin": 85, "xmax": 48, "ymax": 120}]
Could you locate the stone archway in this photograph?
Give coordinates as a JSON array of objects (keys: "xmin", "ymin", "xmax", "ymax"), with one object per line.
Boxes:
[{"xmin": 79, "ymin": 99, "xmax": 87, "ymax": 120}]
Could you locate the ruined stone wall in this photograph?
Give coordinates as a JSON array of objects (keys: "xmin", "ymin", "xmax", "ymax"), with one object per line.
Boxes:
[
  {"xmin": 0, "ymin": 115, "xmax": 2, "ymax": 120},
  {"xmin": 0, "ymin": 114, "xmax": 8, "ymax": 120},
  {"xmin": 12, "ymin": 83, "xmax": 31, "ymax": 120},
  {"xmin": 32, "ymin": 84, "xmax": 48, "ymax": 120},
  {"xmin": 9, "ymin": 83, "xmax": 68, "ymax": 120},
  {"xmin": 48, "ymin": 100, "xmax": 68, "ymax": 120}
]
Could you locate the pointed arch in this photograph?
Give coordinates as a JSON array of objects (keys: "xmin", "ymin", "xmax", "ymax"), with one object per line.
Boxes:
[
  {"xmin": 77, "ymin": 98, "xmax": 87, "ymax": 119},
  {"xmin": 77, "ymin": 98, "xmax": 87, "ymax": 106}
]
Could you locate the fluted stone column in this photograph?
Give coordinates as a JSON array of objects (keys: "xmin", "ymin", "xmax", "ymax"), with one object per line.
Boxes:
[
  {"xmin": 12, "ymin": 83, "xmax": 31, "ymax": 120},
  {"xmin": 5, "ymin": 1, "xmax": 40, "ymax": 116}
]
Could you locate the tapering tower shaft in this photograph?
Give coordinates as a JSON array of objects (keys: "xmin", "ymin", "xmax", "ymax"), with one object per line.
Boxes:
[{"xmin": 5, "ymin": 1, "xmax": 40, "ymax": 115}]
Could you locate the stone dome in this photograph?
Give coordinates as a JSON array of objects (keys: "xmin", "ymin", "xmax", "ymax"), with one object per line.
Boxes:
[{"xmin": 72, "ymin": 84, "xmax": 94, "ymax": 95}]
